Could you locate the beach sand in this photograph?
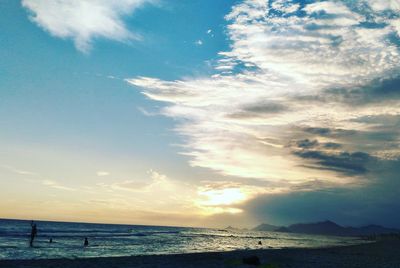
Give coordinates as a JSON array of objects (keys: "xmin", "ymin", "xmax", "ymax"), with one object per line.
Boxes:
[{"xmin": 1, "ymin": 240, "xmax": 399, "ymax": 268}]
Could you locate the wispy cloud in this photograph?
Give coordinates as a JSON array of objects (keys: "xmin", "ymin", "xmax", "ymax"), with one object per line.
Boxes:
[
  {"xmin": 91, "ymin": 170, "xmax": 209, "ymax": 215},
  {"xmin": 96, "ymin": 171, "xmax": 110, "ymax": 177},
  {"xmin": 104, "ymin": 170, "xmax": 169, "ymax": 192},
  {"xmin": 41, "ymin": 179, "xmax": 76, "ymax": 191},
  {"xmin": 127, "ymin": 0, "xmax": 400, "ymax": 190},
  {"xmin": 1, "ymin": 165, "xmax": 38, "ymax": 176},
  {"xmin": 22, "ymin": 0, "xmax": 155, "ymax": 52},
  {"xmin": 137, "ymin": 106, "xmax": 159, "ymax": 116}
]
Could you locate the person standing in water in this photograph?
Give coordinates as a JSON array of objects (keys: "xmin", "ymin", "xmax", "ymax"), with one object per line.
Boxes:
[
  {"xmin": 30, "ymin": 221, "xmax": 37, "ymax": 247},
  {"xmin": 84, "ymin": 237, "xmax": 89, "ymax": 247}
]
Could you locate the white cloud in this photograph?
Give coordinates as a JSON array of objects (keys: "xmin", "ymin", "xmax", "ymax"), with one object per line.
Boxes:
[
  {"xmin": 22, "ymin": 0, "xmax": 154, "ymax": 52},
  {"xmin": 92, "ymin": 170, "xmax": 208, "ymax": 215},
  {"xmin": 128, "ymin": 1, "xmax": 400, "ymax": 187},
  {"xmin": 137, "ymin": 106, "xmax": 158, "ymax": 116},
  {"xmin": 42, "ymin": 179, "xmax": 75, "ymax": 191},
  {"xmin": 367, "ymin": 0, "xmax": 400, "ymax": 12},
  {"xmin": 1, "ymin": 165, "xmax": 38, "ymax": 176},
  {"xmin": 271, "ymin": 0, "xmax": 300, "ymax": 13},
  {"xmin": 96, "ymin": 171, "xmax": 110, "ymax": 176},
  {"xmin": 99, "ymin": 170, "xmax": 173, "ymax": 192}
]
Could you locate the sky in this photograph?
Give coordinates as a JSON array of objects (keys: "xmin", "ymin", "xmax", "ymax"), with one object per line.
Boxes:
[{"xmin": 1, "ymin": 0, "xmax": 400, "ymax": 228}]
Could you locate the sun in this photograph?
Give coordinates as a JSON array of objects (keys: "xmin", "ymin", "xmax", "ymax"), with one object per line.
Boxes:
[{"xmin": 199, "ymin": 188, "xmax": 247, "ymax": 206}]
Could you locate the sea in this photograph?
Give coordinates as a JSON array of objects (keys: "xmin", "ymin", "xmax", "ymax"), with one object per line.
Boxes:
[{"xmin": 0, "ymin": 219, "xmax": 364, "ymax": 260}]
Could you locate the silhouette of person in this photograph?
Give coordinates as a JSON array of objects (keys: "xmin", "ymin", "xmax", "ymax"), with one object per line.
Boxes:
[
  {"xmin": 30, "ymin": 222, "xmax": 37, "ymax": 247},
  {"xmin": 84, "ymin": 237, "xmax": 89, "ymax": 247},
  {"xmin": 49, "ymin": 238, "xmax": 53, "ymax": 243}
]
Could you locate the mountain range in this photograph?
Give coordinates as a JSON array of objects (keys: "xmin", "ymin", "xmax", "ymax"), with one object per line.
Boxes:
[{"xmin": 252, "ymin": 220, "xmax": 400, "ymax": 237}]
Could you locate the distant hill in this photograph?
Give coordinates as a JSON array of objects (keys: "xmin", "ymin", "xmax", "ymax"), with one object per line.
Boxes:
[
  {"xmin": 345, "ymin": 224, "xmax": 400, "ymax": 236},
  {"xmin": 253, "ymin": 223, "xmax": 281, "ymax": 232},
  {"xmin": 252, "ymin": 220, "xmax": 400, "ymax": 237},
  {"xmin": 274, "ymin": 226, "xmax": 292, "ymax": 233},
  {"xmin": 288, "ymin": 220, "xmax": 344, "ymax": 236}
]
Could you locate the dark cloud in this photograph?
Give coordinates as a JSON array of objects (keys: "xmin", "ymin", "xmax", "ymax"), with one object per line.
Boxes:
[
  {"xmin": 360, "ymin": 76, "xmax": 400, "ymax": 101},
  {"xmin": 243, "ymin": 102, "xmax": 288, "ymax": 114},
  {"xmin": 323, "ymin": 76, "xmax": 400, "ymax": 105},
  {"xmin": 294, "ymin": 139, "xmax": 342, "ymax": 150},
  {"xmin": 227, "ymin": 102, "xmax": 288, "ymax": 119},
  {"xmin": 299, "ymin": 125, "xmax": 398, "ymax": 156},
  {"xmin": 352, "ymin": 114, "xmax": 400, "ymax": 126},
  {"xmin": 299, "ymin": 127, "xmax": 366, "ymax": 144},
  {"xmin": 303, "ymin": 127, "xmax": 332, "ymax": 136},
  {"xmin": 302, "ymin": 127, "xmax": 356, "ymax": 137},
  {"xmin": 294, "ymin": 150, "xmax": 372, "ymax": 175},
  {"xmin": 244, "ymin": 187, "xmax": 400, "ymax": 228},
  {"xmin": 296, "ymin": 139, "xmax": 319, "ymax": 149},
  {"xmin": 291, "ymin": 76, "xmax": 400, "ymax": 109},
  {"xmin": 243, "ymin": 159, "xmax": 400, "ymax": 228},
  {"xmin": 323, "ymin": 142, "xmax": 342, "ymax": 149}
]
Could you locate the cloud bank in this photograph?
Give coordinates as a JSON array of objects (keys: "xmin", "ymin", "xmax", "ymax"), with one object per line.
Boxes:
[
  {"xmin": 128, "ymin": 0, "xmax": 400, "ymax": 193},
  {"xmin": 22, "ymin": 0, "xmax": 154, "ymax": 52}
]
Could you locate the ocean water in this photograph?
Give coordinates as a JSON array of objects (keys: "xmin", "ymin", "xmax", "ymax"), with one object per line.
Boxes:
[{"xmin": 0, "ymin": 219, "xmax": 364, "ymax": 260}]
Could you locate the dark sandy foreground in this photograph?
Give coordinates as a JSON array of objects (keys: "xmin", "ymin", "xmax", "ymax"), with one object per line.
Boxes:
[{"xmin": 1, "ymin": 240, "xmax": 399, "ymax": 268}]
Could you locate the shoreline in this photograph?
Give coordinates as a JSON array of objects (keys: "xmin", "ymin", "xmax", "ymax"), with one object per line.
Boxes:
[{"xmin": 1, "ymin": 240, "xmax": 399, "ymax": 268}]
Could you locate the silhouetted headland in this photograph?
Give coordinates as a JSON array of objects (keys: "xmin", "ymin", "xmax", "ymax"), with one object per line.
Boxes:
[{"xmin": 252, "ymin": 220, "xmax": 400, "ymax": 237}]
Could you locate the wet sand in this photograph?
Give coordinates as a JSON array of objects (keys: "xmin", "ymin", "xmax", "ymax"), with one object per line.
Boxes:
[{"xmin": 1, "ymin": 240, "xmax": 399, "ymax": 268}]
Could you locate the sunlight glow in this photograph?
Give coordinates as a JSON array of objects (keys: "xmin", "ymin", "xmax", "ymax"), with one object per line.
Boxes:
[{"xmin": 199, "ymin": 188, "xmax": 247, "ymax": 206}]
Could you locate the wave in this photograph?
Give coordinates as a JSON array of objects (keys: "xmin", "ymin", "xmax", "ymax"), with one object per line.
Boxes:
[
  {"xmin": 180, "ymin": 232, "xmax": 277, "ymax": 240},
  {"xmin": 0, "ymin": 230, "xmax": 182, "ymax": 239}
]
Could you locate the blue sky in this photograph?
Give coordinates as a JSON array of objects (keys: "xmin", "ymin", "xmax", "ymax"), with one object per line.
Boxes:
[
  {"xmin": 0, "ymin": 0, "xmax": 229, "ymax": 177},
  {"xmin": 1, "ymin": 0, "xmax": 400, "ymax": 228}
]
